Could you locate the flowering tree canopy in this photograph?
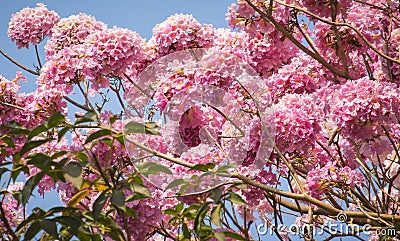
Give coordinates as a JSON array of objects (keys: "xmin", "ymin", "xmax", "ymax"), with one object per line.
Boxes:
[{"xmin": 1, "ymin": 1, "xmax": 400, "ymax": 240}]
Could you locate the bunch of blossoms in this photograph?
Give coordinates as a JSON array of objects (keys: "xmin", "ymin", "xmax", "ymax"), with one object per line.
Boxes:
[
  {"xmin": 381, "ymin": 28, "xmax": 400, "ymax": 83},
  {"xmin": 148, "ymin": 14, "xmax": 215, "ymax": 57},
  {"xmin": 226, "ymin": 0, "xmax": 293, "ymax": 38},
  {"xmin": 212, "ymin": 28, "xmax": 250, "ymax": 60},
  {"xmin": 297, "ymin": 0, "xmax": 352, "ymax": 18},
  {"xmin": 304, "ymin": 161, "xmax": 365, "ymax": 198},
  {"xmin": 7, "ymin": 3, "xmax": 59, "ymax": 49},
  {"xmin": 246, "ymin": 32, "xmax": 299, "ymax": 75},
  {"xmin": 345, "ymin": 1, "xmax": 386, "ymax": 47},
  {"xmin": 112, "ymin": 188, "xmax": 177, "ymax": 241},
  {"xmin": 0, "ymin": 73, "xmax": 66, "ymax": 163},
  {"xmin": 0, "ymin": 182, "xmax": 24, "ymax": 233},
  {"xmin": 309, "ymin": 0, "xmax": 400, "ymax": 82},
  {"xmin": 38, "ymin": 44, "xmax": 100, "ymax": 96},
  {"xmin": 312, "ymin": 21, "xmax": 371, "ymax": 81},
  {"xmin": 226, "ymin": 0, "xmax": 300, "ymax": 75},
  {"xmin": 0, "ymin": 74, "xmax": 26, "ymax": 126},
  {"xmin": 44, "ymin": 13, "xmax": 107, "ymax": 59},
  {"xmin": 272, "ymin": 93, "xmax": 322, "ymax": 158},
  {"xmin": 84, "ymin": 27, "xmax": 148, "ymax": 79},
  {"xmin": 267, "ymin": 53, "xmax": 329, "ymax": 102},
  {"xmin": 325, "ymin": 77, "xmax": 400, "ymax": 157}
]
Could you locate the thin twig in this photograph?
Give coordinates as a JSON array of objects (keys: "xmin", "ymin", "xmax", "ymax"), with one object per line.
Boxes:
[{"xmin": 0, "ymin": 49, "xmax": 39, "ymax": 75}]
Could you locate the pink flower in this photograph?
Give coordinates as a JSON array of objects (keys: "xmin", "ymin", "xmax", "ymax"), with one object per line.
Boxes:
[
  {"xmin": 148, "ymin": 14, "xmax": 215, "ymax": 56},
  {"xmin": 44, "ymin": 13, "xmax": 107, "ymax": 59},
  {"xmin": 8, "ymin": 3, "xmax": 59, "ymax": 49}
]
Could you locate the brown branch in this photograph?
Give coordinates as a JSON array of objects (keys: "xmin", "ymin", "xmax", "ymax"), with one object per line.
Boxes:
[
  {"xmin": 270, "ymin": 0, "xmax": 400, "ymax": 65},
  {"xmin": 232, "ymin": 172, "xmax": 400, "ymax": 223},
  {"xmin": 0, "ymin": 49, "xmax": 39, "ymax": 75},
  {"xmin": 244, "ymin": 0, "xmax": 353, "ymax": 79},
  {"xmin": 64, "ymin": 96, "xmax": 92, "ymax": 112}
]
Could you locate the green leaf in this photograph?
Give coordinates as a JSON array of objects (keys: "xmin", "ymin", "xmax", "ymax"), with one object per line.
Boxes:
[
  {"xmin": 178, "ymin": 183, "xmax": 194, "ymax": 195},
  {"xmin": 115, "ymin": 133, "xmax": 125, "ymax": 145},
  {"xmin": 194, "ymin": 203, "xmax": 211, "ymax": 236},
  {"xmin": 228, "ymin": 192, "xmax": 247, "ymax": 206},
  {"xmin": 22, "ymin": 172, "xmax": 45, "ymax": 205},
  {"xmin": 58, "ymin": 126, "xmax": 71, "ymax": 142},
  {"xmin": 47, "ymin": 111, "xmax": 65, "ymax": 128},
  {"xmin": 215, "ymin": 164, "xmax": 237, "ymax": 175},
  {"xmin": 214, "ymin": 232, "xmax": 226, "ymax": 241},
  {"xmin": 5, "ymin": 121, "xmax": 29, "ymax": 135},
  {"xmin": 176, "ymin": 202, "xmax": 184, "ymax": 213},
  {"xmin": 182, "ymin": 223, "xmax": 191, "ymax": 239},
  {"xmin": 130, "ymin": 183, "xmax": 150, "ymax": 197},
  {"xmin": 0, "ymin": 167, "xmax": 9, "ymax": 179},
  {"xmin": 223, "ymin": 231, "xmax": 246, "ymax": 240},
  {"xmin": 124, "ymin": 206, "xmax": 137, "ymax": 219},
  {"xmin": 51, "ymin": 150, "xmax": 68, "ymax": 161},
  {"xmin": 63, "ymin": 162, "xmax": 82, "ymax": 189},
  {"xmin": 211, "ymin": 188, "xmax": 223, "ymax": 203},
  {"xmin": 76, "ymin": 152, "xmax": 88, "ymax": 163},
  {"xmin": 136, "ymin": 162, "xmax": 173, "ymax": 175},
  {"xmin": 20, "ymin": 139, "xmax": 50, "ymax": 157},
  {"xmin": 165, "ymin": 178, "xmax": 187, "ymax": 190},
  {"xmin": 111, "ymin": 189, "xmax": 125, "ymax": 208},
  {"xmin": 93, "ymin": 191, "xmax": 109, "ymax": 221},
  {"xmin": 110, "ymin": 115, "xmax": 117, "ymax": 125},
  {"xmin": 75, "ymin": 111, "xmax": 97, "ymax": 124},
  {"xmin": 125, "ymin": 121, "xmax": 159, "ymax": 135},
  {"xmin": 39, "ymin": 219, "xmax": 58, "ymax": 238},
  {"xmin": 0, "ymin": 135, "xmax": 15, "ymax": 148},
  {"xmin": 26, "ymin": 153, "xmax": 51, "ymax": 170},
  {"xmin": 68, "ymin": 189, "xmax": 90, "ymax": 207},
  {"xmin": 27, "ymin": 125, "xmax": 48, "ymax": 140},
  {"xmin": 54, "ymin": 216, "xmax": 81, "ymax": 231},
  {"xmin": 84, "ymin": 129, "xmax": 111, "ymax": 144},
  {"xmin": 125, "ymin": 121, "xmax": 146, "ymax": 134},
  {"xmin": 190, "ymin": 163, "xmax": 216, "ymax": 172},
  {"xmin": 24, "ymin": 222, "xmax": 41, "ymax": 240},
  {"xmin": 125, "ymin": 193, "xmax": 148, "ymax": 202},
  {"xmin": 211, "ymin": 204, "xmax": 222, "ymax": 227},
  {"xmin": 163, "ymin": 209, "xmax": 178, "ymax": 216},
  {"xmin": 76, "ymin": 232, "xmax": 92, "ymax": 241}
]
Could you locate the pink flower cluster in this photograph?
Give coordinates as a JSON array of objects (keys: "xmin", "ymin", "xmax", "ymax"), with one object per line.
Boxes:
[
  {"xmin": 381, "ymin": 28, "xmax": 400, "ymax": 82},
  {"xmin": 0, "ymin": 73, "xmax": 66, "ymax": 164},
  {"xmin": 38, "ymin": 44, "xmax": 100, "ymax": 95},
  {"xmin": 8, "ymin": 3, "xmax": 59, "ymax": 49},
  {"xmin": 267, "ymin": 54, "xmax": 328, "ymax": 102},
  {"xmin": 0, "ymin": 182, "xmax": 24, "ymax": 233},
  {"xmin": 44, "ymin": 13, "xmax": 107, "ymax": 59},
  {"xmin": 149, "ymin": 14, "xmax": 215, "ymax": 56},
  {"xmin": 226, "ymin": 0, "xmax": 299, "ymax": 75},
  {"xmin": 85, "ymin": 27, "xmax": 147, "ymax": 78},
  {"xmin": 273, "ymin": 93, "xmax": 321, "ymax": 156},
  {"xmin": 305, "ymin": 161, "xmax": 364, "ymax": 198},
  {"xmin": 326, "ymin": 77, "xmax": 400, "ymax": 154},
  {"xmin": 226, "ymin": 0, "xmax": 292, "ymax": 38},
  {"xmin": 246, "ymin": 33, "xmax": 298, "ymax": 75},
  {"xmin": 297, "ymin": 0, "xmax": 352, "ymax": 18}
]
